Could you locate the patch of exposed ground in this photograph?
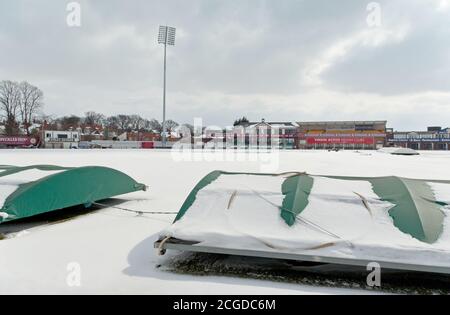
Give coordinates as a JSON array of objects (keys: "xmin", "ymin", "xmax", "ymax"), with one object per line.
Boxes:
[{"xmin": 159, "ymin": 252, "xmax": 450, "ymax": 295}]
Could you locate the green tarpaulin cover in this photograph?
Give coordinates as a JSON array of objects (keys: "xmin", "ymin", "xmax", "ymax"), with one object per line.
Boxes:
[{"xmin": 0, "ymin": 165, "xmax": 145, "ymax": 223}]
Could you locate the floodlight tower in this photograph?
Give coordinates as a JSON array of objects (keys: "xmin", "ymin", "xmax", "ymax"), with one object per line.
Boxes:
[{"xmin": 158, "ymin": 25, "xmax": 176, "ymax": 147}]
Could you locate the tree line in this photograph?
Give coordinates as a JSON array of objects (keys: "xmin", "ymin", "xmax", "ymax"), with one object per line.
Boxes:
[
  {"xmin": 1, "ymin": 80, "xmax": 181, "ymax": 137},
  {"xmin": 45, "ymin": 112, "xmax": 180, "ymax": 135}
]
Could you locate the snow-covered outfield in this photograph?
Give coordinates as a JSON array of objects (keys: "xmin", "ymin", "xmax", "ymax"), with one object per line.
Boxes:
[{"xmin": 1, "ymin": 149, "xmax": 450, "ymax": 294}]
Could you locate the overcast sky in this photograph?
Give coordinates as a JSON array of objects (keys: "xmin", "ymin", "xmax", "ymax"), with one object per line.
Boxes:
[{"xmin": 1, "ymin": 0, "xmax": 450, "ymax": 130}]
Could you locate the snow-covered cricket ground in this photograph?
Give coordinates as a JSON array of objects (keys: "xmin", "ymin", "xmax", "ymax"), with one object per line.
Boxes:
[{"xmin": 1, "ymin": 149, "xmax": 450, "ymax": 295}]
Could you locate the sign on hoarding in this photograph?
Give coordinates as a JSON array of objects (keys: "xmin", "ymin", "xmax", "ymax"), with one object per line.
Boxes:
[
  {"xmin": 391, "ymin": 138, "xmax": 450, "ymax": 143},
  {"xmin": 306, "ymin": 137, "xmax": 375, "ymax": 145},
  {"xmin": 302, "ymin": 133, "xmax": 385, "ymax": 137},
  {"xmin": 0, "ymin": 136, "xmax": 37, "ymax": 146},
  {"xmin": 141, "ymin": 141, "xmax": 154, "ymax": 149}
]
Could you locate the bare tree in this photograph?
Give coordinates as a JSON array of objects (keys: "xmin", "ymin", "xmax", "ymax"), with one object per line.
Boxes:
[
  {"xmin": 58, "ymin": 115, "xmax": 81, "ymax": 130},
  {"xmin": 84, "ymin": 111, "xmax": 105, "ymax": 128},
  {"xmin": 148, "ymin": 119, "xmax": 162, "ymax": 133},
  {"xmin": 19, "ymin": 81, "xmax": 43, "ymax": 135},
  {"xmin": 106, "ymin": 115, "xmax": 121, "ymax": 132},
  {"xmin": 165, "ymin": 119, "xmax": 179, "ymax": 133},
  {"xmin": 141, "ymin": 118, "xmax": 159, "ymax": 132},
  {"xmin": 116, "ymin": 114, "xmax": 132, "ymax": 131},
  {"xmin": 129, "ymin": 115, "xmax": 146, "ymax": 131},
  {"xmin": 0, "ymin": 80, "xmax": 21, "ymax": 135},
  {"xmin": 37, "ymin": 114, "xmax": 56, "ymax": 130}
]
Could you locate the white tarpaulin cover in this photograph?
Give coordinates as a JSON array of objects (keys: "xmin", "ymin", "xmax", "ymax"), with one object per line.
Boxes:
[{"xmin": 162, "ymin": 172, "xmax": 450, "ymax": 268}]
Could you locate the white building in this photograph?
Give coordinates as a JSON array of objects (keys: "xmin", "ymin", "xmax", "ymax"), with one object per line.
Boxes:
[{"xmin": 42, "ymin": 130, "xmax": 80, "ymax": 149}]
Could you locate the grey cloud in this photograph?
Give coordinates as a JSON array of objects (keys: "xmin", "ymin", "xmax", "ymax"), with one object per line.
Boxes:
[
  {"xmin": 0, "ymin": 0, "xmax": 449, "ymax": 129},
  {"xmin": 322, "ymin": 0, "xmax": 450, "ymax": 94}
]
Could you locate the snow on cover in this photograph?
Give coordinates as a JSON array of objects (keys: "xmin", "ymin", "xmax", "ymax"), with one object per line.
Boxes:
[
  {"xmin": 163, "ymin": 174, "xmax": 450, "ymax": 267},
  {"xmin": 0, "ymin": 169, "xmax": 64, "ymax": 208}
]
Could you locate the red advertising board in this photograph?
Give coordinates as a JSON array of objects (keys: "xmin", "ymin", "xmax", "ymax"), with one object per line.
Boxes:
[
  {"xmin": 141, "ymin": 141, "xmax": 154, "ymax": 149},
  {"xmin": 0, "ymin": 136, "xmax": 37, "ymax": 146},
  {"xmin": 306, "ymin": 137, "xmax": 374, "ymax": 145}
]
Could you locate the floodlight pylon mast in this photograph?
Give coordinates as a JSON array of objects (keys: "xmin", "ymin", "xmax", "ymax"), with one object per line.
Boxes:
[
  {"xmin": 158, "ymin": 25, "xmax": 176, "ymax": 148},
  {"xmin": 162, "ymin": 32, "xmax": 167, "ymax": 147}
]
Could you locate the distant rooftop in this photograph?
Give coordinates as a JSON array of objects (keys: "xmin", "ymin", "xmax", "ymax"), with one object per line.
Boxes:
[
  {"xmin": 297, "ymin": 120, "xmax": 387, "ymax": 126},
  {"xmin": 236, "ymin": 119, "xmax": 298, "ymax": 128}
]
